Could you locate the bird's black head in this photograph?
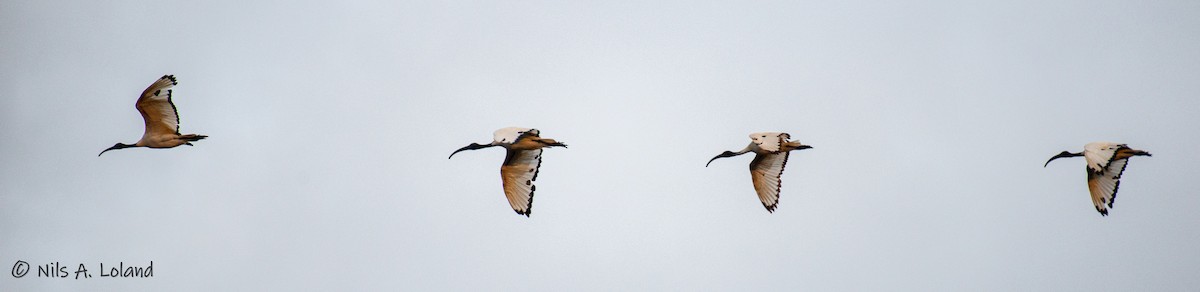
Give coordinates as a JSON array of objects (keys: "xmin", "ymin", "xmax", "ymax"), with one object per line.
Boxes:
[
  {"xmin": 98, "ymin": 143, "xmax": 135, "ymax": 156},
  {"xmin": 1044, "ymin": 151, "xmax": 1083, "ymax": 167}
]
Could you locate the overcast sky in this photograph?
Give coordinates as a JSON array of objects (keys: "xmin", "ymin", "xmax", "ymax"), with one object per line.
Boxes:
[{"xmin": 2, "ymin": 0, "xmax": 1199, "ymax": 291}]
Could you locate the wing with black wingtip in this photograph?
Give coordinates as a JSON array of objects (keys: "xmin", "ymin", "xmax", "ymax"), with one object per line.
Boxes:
[
  {"xmin": 136, "ymin": 75, "xmax": 182, "ymax": 138},
  {"xmin": 749, "ymin": 151, "xmax": 789, "ymax": 213},
  {"xmin": 1085, "ymin": 146, "xmax": 1148, "ymax": 216},
  {"xmin": 500, "ymin": 148, "xmax": 542, "ymax": 216}
]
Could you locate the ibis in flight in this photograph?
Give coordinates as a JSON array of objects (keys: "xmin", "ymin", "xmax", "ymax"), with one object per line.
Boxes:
[
  {"xmin": 1044, "ymin": 142, "xmax": 1152, "ymax": 216},
  {"xmin": 449, "ymin": 127, "xmax": 567, "ymax": 217},
  {"xmin": 99, "ymin": 75, "xmax": 207, "ymax": 156},
  {"xmin": 707, "ymin": 132, "xmax": 812, "ymax": 213}
]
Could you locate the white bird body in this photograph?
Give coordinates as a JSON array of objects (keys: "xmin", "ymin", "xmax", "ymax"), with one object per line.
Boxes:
[
  {"xmin": 1083, "ymin": 142, "xmax": 1126, "ymax": 172},
  {"xmin": 492, "ymin": 127, "xmax": 531, "ymax": 144},
  {"xmin": 748, "ymin": 132, "xmax": 791, "ymax": 153},
  {"xmin": 450, "ymin": 127, "xmax": 567, "ymax": 217},
  {"xmin": 100, "ymin": 75, "xmax": 207, "ymax": 156},
  {"xmin": 1045, "ymin": 142, "xmax": 1152, "ymax": 216},
  {"xmin": 707, "ymin": 132, "xmax": 812, "ymax": 213}
]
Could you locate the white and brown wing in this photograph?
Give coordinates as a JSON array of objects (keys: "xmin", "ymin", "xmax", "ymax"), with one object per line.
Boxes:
[
  {"xmin": 136, "ymin": 75, "xmax": 181, "ymax": 138},
  {"xmin": 749, "ymin": 151, "xmax": 790, "ymax": 213},
  {"xmin": 1084, "ymin": 146, "xmax": 1147, "ymax": 216},
  {"xmin": 1086, "ymin": 158, "xmax": 1128, "ymax": 216},
  {"xmin": 500, "ymin": 148, "xmax": 542, "ymax": 216}
]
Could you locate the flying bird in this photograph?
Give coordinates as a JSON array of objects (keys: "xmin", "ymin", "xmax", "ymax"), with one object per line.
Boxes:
[
  {"xmin": 449, "ymin": 127, "xmax": 567, "ymax": 217},
  {"xmin": 707, "ymin": 132, "xmax": 812, "ymax": 213},
  {"xmin": 1044, "ymin": 142, "xmax": 1152, "ymax": 216},
  {"xmin": 99, "ymin": 75, "xmax": 207, "ymax": 156}
]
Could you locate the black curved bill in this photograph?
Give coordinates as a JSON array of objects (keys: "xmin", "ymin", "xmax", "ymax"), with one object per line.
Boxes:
[
  {"xmin": 98, "ymin": 143, "xmax": 129, "ymax": 157},
  {"xmin": 448, "ymin": 143, "xmax": 497, "ymax": 159},
  {"xmin": 1044, "ymin": 151, "xmax": 1082, "ymax": 167},
  {"xmin": 706, "ymin": 151, "xmax": 743, "ymax": 167}
]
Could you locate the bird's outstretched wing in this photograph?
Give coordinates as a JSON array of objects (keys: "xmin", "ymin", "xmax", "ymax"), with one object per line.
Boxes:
[
  {"xmin": 1085, "ymin": 146, "xmax": 1145, "ymax": 216},
  {"xmin": 136, "ymin": 75, "xmax": 181, "ymax": 137},
  {"xmin": 749, "ymin": 151, "xmax": 790, "ymax": 213},
  {"xmin": 1087, "ymin": 157, "xmax": 1128, "ymax": 216},
  {"xmin": 500, "ymin": 148, "xmax": 542, "ymax": 216}
]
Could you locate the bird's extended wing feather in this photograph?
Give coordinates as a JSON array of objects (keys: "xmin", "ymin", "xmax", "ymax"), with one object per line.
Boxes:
[
  {"xmin": 749, "ymin": 152, "xmax": 790, "ymax": 212},
  {"xmin": 1086, "ymin": 156, "xmax": 1130, "ymax": 216},
  {"xmin": 500, "ymin": 148, "xmax": 542, "ymax": 216},
  {"xmin": 136, "ymin": 75, "xmax": 181, "ymax": 138}
]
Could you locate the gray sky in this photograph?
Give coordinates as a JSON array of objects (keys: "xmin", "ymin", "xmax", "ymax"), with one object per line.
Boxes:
[{"xmin": 3, "ymin": 0, "xmax": 1199, "ymax": 291}]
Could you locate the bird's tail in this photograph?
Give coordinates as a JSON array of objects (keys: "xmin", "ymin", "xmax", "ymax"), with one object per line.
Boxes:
[
  {"xmin": 1115, "ymin": 148, "xmax": 1152, "ymax": 159},
  {"xmin": 178, "ymin": 133, "xmax": 205, "ymax": 145},
  {"xmin": 784, "ymin": 141, "xmax": 811, "ymax": 151},
  {"xmin": 537, "ymin": 138, "xmax": 567, "ymax": 148}
]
